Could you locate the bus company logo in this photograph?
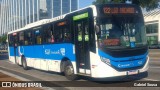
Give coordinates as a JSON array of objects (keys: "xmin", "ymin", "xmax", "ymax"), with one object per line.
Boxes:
[
  {"xmin": 118, "ymin": 64, "xmax": 130, "ymax": 68},
  {"xmin": 60, "ymin": 48, "xmax": 65, "ymax": 56},
  {"xmin": 45, "ymin": 49, "xmax": 51, "ymax": 55}
]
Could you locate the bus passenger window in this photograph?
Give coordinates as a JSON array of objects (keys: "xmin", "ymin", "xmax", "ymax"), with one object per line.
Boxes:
[
  {"xmin": 24, "ymin": 31, "xmax": 33, "ymax": 45},
  {"xmin": 50, "ymin": 35, "xmax": 55, "ymax": 43},
  {"xmin": 35, "ymin": 30, "xmax": 42, "ymax": 44},
  {"xmin": 43, "ymin": 25, "xmax": 53, "ymax": 44},
  {"xmin": 14, "ymin": 33, "xmax": 19, "ymax": 46},
  {"xmin": 64, "ymin": 33, "xmax": 70, "ymax": 42},
  {"xmin": 54, "ymin": 21, "xmax": 70, "ymax": 43},
  {"xmin": 59, "ymin": 29, "xmax": 63, "ymax": 42},
  {"xmin": 25, "ymin": 40, "xmax": 28, "ymax": 45},
  {"xmin": 8, "ymin": 35, "xmax": 12, "ymax": 46},
  {"xmin": 55, "ymin": 29, "xmax": 63, "ymax": 42},
  {"xmin": 19, "ymin": 32, "xmax": 24, "ymax": 45},
  {"xmin": 63, "ymin": 28, "xmax": 71, "ymax": 42},
  {"xmin": 9, "ymin": 35, "xmax": 14, "ymax": 46},
  {"xmin": 37, "ymin": 36, "xmax": 42, "ymax": 44}
]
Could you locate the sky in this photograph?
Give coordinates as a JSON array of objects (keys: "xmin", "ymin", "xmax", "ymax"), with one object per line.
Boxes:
[{"xmin": 79, "ymin": 0, "xmax": 96, "ymax": 9}]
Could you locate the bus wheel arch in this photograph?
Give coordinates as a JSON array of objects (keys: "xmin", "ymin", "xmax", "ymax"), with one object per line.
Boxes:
[
  {"xmin": 60, "ymin": 58, "xmax": 78, "ymax": 80},
  {"xmin": 21, "ymin": 55, "xmax": 28, "ymax": 70},
  {"xmin": 60, "ymin": 57, "xmax": 70, "ymax": 73}
]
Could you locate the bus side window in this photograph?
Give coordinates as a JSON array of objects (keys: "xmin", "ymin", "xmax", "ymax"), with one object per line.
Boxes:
[
  {"xmin": 24, "ymin": 30, "xmax": 33, "ymax": 45},
  {"xmin": 29, "ymin": 31, "xmax": 33, "ymax": 45},
  {"xmin": 14, "ymin": 33, "xmax": 19, "ymax": 46},
  {"xmin": 35, "ymin": 29, "xmax": 42, "ymax": 44},
  {"xmin": 63, "ymin": 28, "xmax": 71, "ymax": 42},
  {"xmin": 54, "ymin": 25, "xmax": 62, "ymax": 43},
  {"xmin": 43, "ymin": 25, "xmax": 53, "ymax": 43},
  {"xmin": 37, "ymin": 36, "xmax": 41, "ymax": 44},
  {"xmin": 19, "ymin": 32, "xmax": 24, "ymax": 45},
  {"xmin": 54, "ymin": 21, "xmax": 71, "ymax": 43},
  {"xmin": 59, "ymin": 29, "xmax": 63, "ymax": 42},
  {"xmin": 24, "ymin": 31, "xmax": 27, "ymax": 45},
  {"xmin": 89, "ymin": 16, "xmax": 96, "ymax": 53},
  {"xmin": 9, "ymin": 34, "xmax": 14, "ymax": 46}
]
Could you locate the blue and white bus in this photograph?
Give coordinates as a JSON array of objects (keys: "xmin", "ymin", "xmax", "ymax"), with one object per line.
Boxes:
[{"xmin": 8, "ymin": 4, "xmax": 149, "ymax": 80}]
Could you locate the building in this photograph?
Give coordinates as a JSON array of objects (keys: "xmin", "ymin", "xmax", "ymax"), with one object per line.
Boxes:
[
  {"xmin": 0, "ymin": 0, "xmax": 78, "ymax": 35},
  {"xmin": 144, "ymin": 8, "xmax": 160, "ymax": 48},
  {"xmin": 46, "ymin": 0, "xmax": 78, "ymax": 18}
]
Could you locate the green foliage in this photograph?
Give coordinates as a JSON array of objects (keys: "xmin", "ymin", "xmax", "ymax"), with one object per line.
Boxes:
[
  {"xmin": 92, "ymin": 0, "xmax": 159, "ymax": 11},
  {"xmin": 0, "ymin": 34, "xmax": 7, "ymax": 44}
]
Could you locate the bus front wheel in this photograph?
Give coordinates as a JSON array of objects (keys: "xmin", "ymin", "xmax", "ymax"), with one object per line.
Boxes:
[
  {"xmin": 22, "ymin": 57, "xmax": 28, "ymax": 70},
  {"xmin": 64, "ymin": 61, "xmax": 78, "ymax": 80}
]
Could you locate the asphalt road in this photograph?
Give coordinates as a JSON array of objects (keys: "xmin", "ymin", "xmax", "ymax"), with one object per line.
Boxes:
[{"xmin": 0, "ymin": 50, "xmax": 160, "ymax": 90}]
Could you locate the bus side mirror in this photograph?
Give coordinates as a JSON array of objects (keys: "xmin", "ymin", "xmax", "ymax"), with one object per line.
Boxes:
[{"xmin": 95, "ymin": 25, "xmax": 100, "ymax": 35}]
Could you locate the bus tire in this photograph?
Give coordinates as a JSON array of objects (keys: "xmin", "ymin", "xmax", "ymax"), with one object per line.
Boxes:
[
  {"xmin": 22, "ymin": 56, "xmax": 28, "ymax": 70},
  {"xmin": 64, "ymin": 61, "xmax": 78, "ymax": 80}
]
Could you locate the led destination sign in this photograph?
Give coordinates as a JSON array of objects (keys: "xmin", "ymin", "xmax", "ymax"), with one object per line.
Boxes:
[{"xmin": 103, "ymin": 7, "xmax": 136, "ymax": 14}]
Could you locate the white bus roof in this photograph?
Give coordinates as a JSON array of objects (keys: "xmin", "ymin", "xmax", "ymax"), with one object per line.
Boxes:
[{"xmin": 8, "ymin": 19, "xmax": 51, "ymax": 34}]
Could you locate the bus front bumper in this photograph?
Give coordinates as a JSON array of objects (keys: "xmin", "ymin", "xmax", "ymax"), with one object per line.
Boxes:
[{"xmin": 90, "ymin": 56, "xmax": 149, "ymax": 79}]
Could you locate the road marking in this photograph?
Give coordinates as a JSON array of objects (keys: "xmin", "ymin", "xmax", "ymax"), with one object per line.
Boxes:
[{"xmin": 143, "ymin": 78, "xmax": 159, "ymax": 81}]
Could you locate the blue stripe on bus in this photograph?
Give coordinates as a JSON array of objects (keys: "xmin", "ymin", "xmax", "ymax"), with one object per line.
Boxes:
[
  {"xmin": 9, "ymin": 47, "xmax": 19, "ymax": 56},
  {"xmin": 98, "ymin": 49, "xmax": 148, "ymax": 69},
  {"xmin": 9, "ymin": 43, "xmax": 76, "ymax": 61}
]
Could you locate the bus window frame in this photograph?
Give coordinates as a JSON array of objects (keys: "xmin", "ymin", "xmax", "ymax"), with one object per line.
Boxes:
[
  {"xmin": 18, "ymin": 31, "xmax": 25, "ymax": 46},
  {"xmin": 13, "ymin": 33, "xmax": 19, "ymax": 47},
  {"xmin": 24, "ymin": 29, "xmax": 34, "ymax": 46},
  {"xmin": 33, "ymin": 26, "xmax": 43, "ymax": 45},
  {"xmin": 42, "ymin": 23, "xmax": 54, "ymax": 44},
  {"xmin": 8, "ymin": 34, "xmax": 14, "ymax": 47},
  {"xmin": 53, "ymin": 20, "xmax": 72, "ymax": 43}
]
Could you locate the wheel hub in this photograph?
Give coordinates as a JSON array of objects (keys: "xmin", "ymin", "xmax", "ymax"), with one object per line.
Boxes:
[{"xmin": 67, "ymin": 66, "xmax": 73, "ymax": 75}]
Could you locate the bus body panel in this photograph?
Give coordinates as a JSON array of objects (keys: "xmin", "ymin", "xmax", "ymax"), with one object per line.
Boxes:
[
  {"xmin": 8, "ymin": 43, "xmax": 76, "ymax": 72},
  {"xmin": 90, "ymin": 56, "xmax": 149, "ymax": 78},
  {"xmin": 7, "ymin": 4, "xmax": 149, "ymax": 80},
  {"xmin": 9, "ymin": 43, "xmax": 76, "ymax": 61},
  {"xmin": 98, "ymin": 49, "xmax": 148, "ymax": 69},
  {"xmin": 89, "ymin": 48, "xmax": 149, "ymax": 78}
]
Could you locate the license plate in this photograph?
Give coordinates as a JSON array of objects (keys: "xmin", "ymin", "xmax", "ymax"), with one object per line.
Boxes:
[{"xmin": 127, "ymin": 70, "xmax": 138, "ymax": 75}]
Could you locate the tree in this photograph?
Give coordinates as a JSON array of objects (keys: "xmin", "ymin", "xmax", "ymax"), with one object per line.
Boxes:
[
  {"xmin": 92, "ymin": 0, "xmax": 160, "ymax": 11},
  {"xmin": 0, "ymin": 34, "xmax": 7, "ymax": 45}
]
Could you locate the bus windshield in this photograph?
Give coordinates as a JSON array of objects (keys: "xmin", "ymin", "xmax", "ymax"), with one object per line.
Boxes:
[{"xmin": 97, "ymin": 15, "xmax": 147, "ymax": 49}]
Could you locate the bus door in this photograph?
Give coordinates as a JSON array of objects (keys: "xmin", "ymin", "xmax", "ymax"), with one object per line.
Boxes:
[{"xmin": 74, "ymin": 19, "xmax": 91, "ymax": 74}]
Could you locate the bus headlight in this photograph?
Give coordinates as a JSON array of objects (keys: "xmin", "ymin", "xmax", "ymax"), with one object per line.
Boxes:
[{"xmin": 101, "ymin": 57, "xmax": 110, "ymax": 65}]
